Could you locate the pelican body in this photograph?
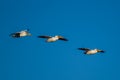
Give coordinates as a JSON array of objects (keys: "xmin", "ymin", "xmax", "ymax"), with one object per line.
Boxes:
[
  {"xmin": 10, "ymin": 29, "xmax": 31, "ymax": 38},
  {"xmin": 78, "ymin": 48, "xmax": 105, "ymax": 55},
  {"xmin": 38, "ymin": 35, "xmax": 68, "ymax": 42}
]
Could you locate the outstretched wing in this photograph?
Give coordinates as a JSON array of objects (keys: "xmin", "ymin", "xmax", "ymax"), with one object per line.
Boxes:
[
  {"xmin": 10, "ymin": 32, "xmax": 21, "ymax": 38},
  {"xmin": 98, "ymin": 50, "xmax": 105, "ymax": 53},
  {"xmin": 38, "ymin": 35, "xmax": 52, "ymax": 38},
  {"xmin": 59, "ymin": 37, "xmax": 68, "ymax": 41},
  {"xmin": 78, "ymin": 48, "xmax": 90, "ymax": 51}
]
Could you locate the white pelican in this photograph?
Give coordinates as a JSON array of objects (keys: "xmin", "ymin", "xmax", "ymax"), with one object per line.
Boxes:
[
  {"xmin": 38, "ymin": 35, "xmax": 68, "ymax": 42},
  {"xmin": 78, "ymin": 48, "xmax": 105, "ymax": 55},
  {"xmin": 10, "ymin": 29, "xmax": 31, "ymax": 38}
]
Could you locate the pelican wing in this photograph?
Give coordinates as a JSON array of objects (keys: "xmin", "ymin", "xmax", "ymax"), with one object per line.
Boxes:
[
  {"xmin": 10, "ymin": 32, "xmax": 20, "ymax": 38},
  {"xmin": 78, "ymin": 48, "xmax": 90, "ymax": 51},
  {"xmin": 98, "ymin": 50, "xmax": 105, "ymax": 53},
  {"xmin": 38, "ymin": 35, "xmax": 52, "ymax": 38},
  {"xmin": 59, "ymin": 37, "xmax": 68, "ymax": 41}
]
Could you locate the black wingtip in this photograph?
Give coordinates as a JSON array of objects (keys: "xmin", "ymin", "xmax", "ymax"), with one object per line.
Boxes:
[
  {"xmin": 78, "ymin": 48, "xmax": 90, "ymax": 51},
  {"xmin": 37, "ymin": 35, "xmax": 50, "ymax": 38},
  {"xmin": 10, "ymin": 33, "xmax": 20, "ymax": 38},
  {"xmin": 78, "ymin": 48, "xmax": 85, "ymax": 50},
  {"xmin": 78, "ymin": 48, "xmax": 82, "ymax": 50},
  {"xmin": 37, "ymin": 36, "xmax": 41, "ymax": 38},
  {"xmin": 64, "ymin": 39, "xmax": 68, "ymax": 41},
  {"xmin": 58, "ymin": 38, "xmax": 68, "ymax": 41},
  {"xmin": 101, "ymin": 50, "xmax": 105, "ymax": 53}
]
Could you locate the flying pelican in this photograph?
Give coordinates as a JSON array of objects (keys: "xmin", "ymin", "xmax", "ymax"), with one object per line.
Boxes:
[
  {"xmin": 78, "ymin": 48, "xmax": 105, "ymax": 55},
  {"xmin": 38, "ymin": 35, "xmax": 68, "ymax": 42},
  {"xmin": 10, "ymin": 29, "xmax": 31, "ymax": 38}
]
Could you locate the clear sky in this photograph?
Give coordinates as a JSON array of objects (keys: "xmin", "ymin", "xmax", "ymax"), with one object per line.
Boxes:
[{"xmin": 0, "ymin": 0, "xmax": 120, "ymax": 80}]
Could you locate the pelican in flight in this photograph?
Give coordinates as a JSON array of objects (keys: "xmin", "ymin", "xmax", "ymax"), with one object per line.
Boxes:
[
  {"xmin": 38, "ymin": 35, "xmax": 68, "ymax": 42},
  {"xmin": 10, "ymin": 29, "xmax": 31, "ymax": 38},
  {"xmin": 78, "ymin": 48, "xmax": 105, "ymax": 55}
]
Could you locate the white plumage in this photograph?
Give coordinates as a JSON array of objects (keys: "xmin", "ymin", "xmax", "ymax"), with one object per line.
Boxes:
[
  {"xmin": 38, "ymin": 35, "xmax": 68, "ymax": 42},
  {"xmin": 78, "ymin": 48, "xmax": 105, "ymax": 55},
  {"xmin": 10, "ymin": 29, "xmax": 31, "ymax": 38}
]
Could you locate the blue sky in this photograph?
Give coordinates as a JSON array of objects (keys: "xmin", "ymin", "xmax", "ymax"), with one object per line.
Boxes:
[{"xmin": 0, "ymin": 0, "xmax": 120, "ymax": 80}]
